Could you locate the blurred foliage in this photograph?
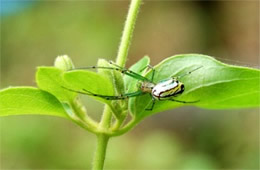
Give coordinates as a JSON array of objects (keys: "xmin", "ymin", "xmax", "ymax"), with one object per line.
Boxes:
[{"xmin": 0, "ymin": 1, "xmax": 259, "ymax": 169}]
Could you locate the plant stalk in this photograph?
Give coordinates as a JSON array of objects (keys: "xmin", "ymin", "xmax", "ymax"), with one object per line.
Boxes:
[
  {"xmin": 92, "ymin": 0, "xmax": 142, "ymax": 169},
  {"xmin": 92, "ymin": 106, "xmax": 112, "ymax": 170},
  {"xmin": 92, "ymin": 134, "xmax": 109, "ymax": 170},
  {"xmin": 116, "ymin": 0, "xmax": 142, "ymax": 67}
]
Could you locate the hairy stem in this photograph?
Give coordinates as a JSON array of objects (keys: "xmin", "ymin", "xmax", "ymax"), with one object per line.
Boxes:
[
  {"xmin": 92, "ymin": 134, "xmax": 109, "ymax": 170},
  {"xmin": 92, "ymin": 106, "xmax": 112, "ymax": 170},
  {"xmin": 116, "ymin": 0, "xmax": 142, "ymax": 67},
  {"xmin": 92, "ymin": 0, "xmax": 142, "ymax": 169},
  {"xmin": 99, "ymin": 106, "xmax": 113, "ymax": 131}
]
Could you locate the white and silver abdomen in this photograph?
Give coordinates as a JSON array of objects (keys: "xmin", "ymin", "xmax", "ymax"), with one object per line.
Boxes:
[{"xmin": 152, "ymin": 78, "xmax": 184, "ymax": 100}]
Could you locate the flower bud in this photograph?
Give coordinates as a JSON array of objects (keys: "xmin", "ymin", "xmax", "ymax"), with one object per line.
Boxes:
[{"xmin": 54, "ymin": 55, "xmax": 74, "ymax": 71}]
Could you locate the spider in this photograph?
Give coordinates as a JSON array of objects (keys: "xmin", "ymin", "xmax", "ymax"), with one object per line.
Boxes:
[{"xmin": 63, "ymin": 61, "xmax": 202, "ymax": 110}]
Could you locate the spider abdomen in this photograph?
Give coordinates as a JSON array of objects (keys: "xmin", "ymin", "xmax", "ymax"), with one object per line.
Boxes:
[{"xmin": 152, "ymin": 78, "xmax": 184, "ymax": 100}]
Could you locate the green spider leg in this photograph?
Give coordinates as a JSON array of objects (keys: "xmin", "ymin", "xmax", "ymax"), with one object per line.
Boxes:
[
  {"xmin": 73, "ymin": 64, "xmax": 152, "ymax": 83},
  {"xmin": 169, "ymin": 98, "xmax": 200, "ymax": 103},
  {"xmin": 177, "ymin": 66, "xmax": 203, "ymax": 79},
  {"xmin": 82, "ymin": 89, "xmax": 144, "ymax": 100},
  {"xmin": 109, "ymin": 61, "xmax": 155, "ymax": 83},
  {"xmin": 108, "ymin": 61, "xmax": 156, "ymax": 83},
  {"xmin": 145, "ymin": 95, "xmax": 156, "ymax": 111},
  {"xmin": 139, "ymin": 64, "xmax": 155, "ymax": 82},
  {"xmin": 145, "ymin": 97, "xmax": 200, "ymax": 111},
  {"xmin": 62, "ymin": 86, "xmax": 144, "ymax": 100}
]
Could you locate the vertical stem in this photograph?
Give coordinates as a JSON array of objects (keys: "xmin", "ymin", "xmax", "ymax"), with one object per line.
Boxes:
[
  {"xmin": 116, "ymin": 0, "xmax": 142, "ymax": 67},
  {"xmin": 92, "ymin": 0, "xmax": 142, "ymax": 169},
  {"xmin": 92, "ymin": 134, "xmax": 109, "ymax": 170},
  {"xmin": 99, "ymin": 106, "xmax": 112, "ymax": 130},
  {"xmin": 92, "ymin": 106, "xmax": 112, "ymax": 170}
]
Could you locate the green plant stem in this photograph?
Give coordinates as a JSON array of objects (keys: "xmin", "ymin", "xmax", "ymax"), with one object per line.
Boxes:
[
  {"xmin": 99, "ymin": 106, "xmax": 113, "ymax": 131},
  {"xmin": 92, "ymin": 0, "xmax": 142, "ymax": 169},
  {"xmin": 92, "ymin": 106, "xmax": 112, "ymax": 170},
  {"xmin": 62, "ymin": 102, "xmax": 98, "ymax": 134},
  {"xmin": 92, "ymin": 134, "xmax": 109, "ymax": 170},
  {"xmin": 116, "ymin": 0, "xmax": 142, "ymax": 67},
  {"xmin": 109, "ymin": 117, "xmax": 141, "ymax": 137},
  {"xmin": 70, "ymin": 99, "xmax": 98, "ymax": 128}
]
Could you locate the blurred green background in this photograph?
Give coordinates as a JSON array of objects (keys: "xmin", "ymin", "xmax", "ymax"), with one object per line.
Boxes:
[{"xmin": 0, "ymin": 1, "xmax": 259, "ymax": 169}]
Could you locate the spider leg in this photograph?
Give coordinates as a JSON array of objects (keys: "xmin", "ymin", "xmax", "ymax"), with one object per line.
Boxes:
[
  {"xmin": 107, "ymin": 60, "xmax": 124, "ymax": 69},
  {"xmin": 177, "ymin": 66, "xmax": 203, "ymax": 79},
  {"xmin": 136, "ymin": 64, "xmax": 156, "ymax": 83},
  {"xmin": 107, "ymin": 60, "xmax": 154, "ymax": 82},
  {"xmin": 169, "ymin": 98, "xmax": 200, "ymax": 103},
  {"xmin": 82, "ymin": 89, "xmax": 145, "ymax": 100},
  {"xmin": 71, "ymin": 65, "xmax": 151, "ymax": 82},
  {"xmin": 148, "ymin": 65, "xmax": 155, "ymax": 82},
  {"xmin": 61, "ymin": 86, "xmax": 124, "ymax": 100},
  {"xmin": 145, "ymin": 96, "xmax": 156, "ymax": 111},
  {"xmin": 61, "ymin": 86, "xmax": 93, "ymax": 95},
  {"xmin": 70, "ymin": 66, "xmax": 122, "ymax": 73},
  {"xmin": 82, "ymin": 89, "xmax": 127, "ymax": 100}
]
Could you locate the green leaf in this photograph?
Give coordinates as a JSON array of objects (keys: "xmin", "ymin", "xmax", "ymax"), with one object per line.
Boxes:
[
  {"xmin": 63, "ymin": 70, "xmax": 114, "ymax": 104},
  {"xmin": 129, "ymin": 54, "xmax": 260, "ymax": 118},
  {"xmin": 0, "ymin": 87, "xmax": 69, "ymax": 119},
  {"xmin": 36, "ymin": 67, "xmax": 77, "ymax": 102}
]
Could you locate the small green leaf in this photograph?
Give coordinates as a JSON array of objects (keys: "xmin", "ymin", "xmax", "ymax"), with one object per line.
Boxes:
[
  {"xmin": 0, "ymin": 87, "xmax": 68, "ymax": 118},
  {"xmin": 63, "ymin": 70, "xmax": 114, "ymax": 104},
  {"xmin": 130, "ymin": 54, "xmax": 260, "ymax": 118},
  {"xmin": 36, "ymin": 67, "xmax": 76, "ymax": 101}
]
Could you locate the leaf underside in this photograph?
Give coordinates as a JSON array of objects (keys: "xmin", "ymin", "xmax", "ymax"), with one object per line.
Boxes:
[
  {"xmin": 63, "ymin": 70, "xmax": 115, "ymax": 104},
  {"xmin": 0, "ymin": 87, "xmax": 68, "ymax": 118},
  {"xmin": 36, "ymin": 67, "xmax": 77, "ymax": 102}
]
